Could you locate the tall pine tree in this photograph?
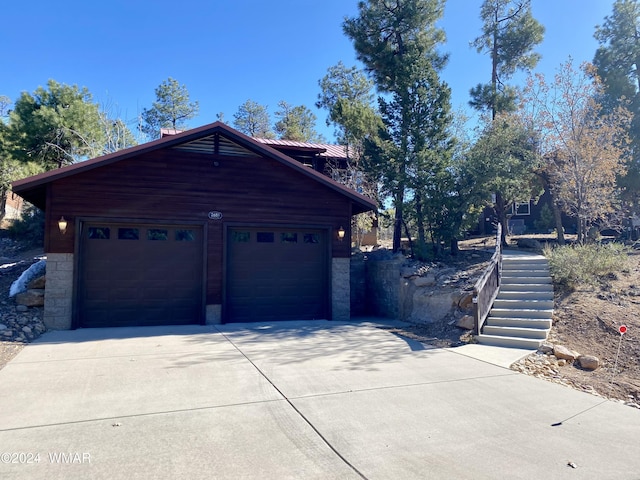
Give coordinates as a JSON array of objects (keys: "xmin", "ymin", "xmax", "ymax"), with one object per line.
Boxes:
[
  {"xmin": 470, "ymin": 0, "xmax": 544, "ymax": 119},
  {"xmin": 344, "ymin": 0, "xmax": 452, "ymax": 254}
]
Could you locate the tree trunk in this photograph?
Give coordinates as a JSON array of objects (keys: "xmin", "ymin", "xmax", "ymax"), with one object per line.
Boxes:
[
  {"xmin": 402, "ymin": 219, "xmax": 413, "ymax": 256},
  {"xmin": 551, "ymin": 197, "xmax": 565, "ymax": 245},
  {"xmin": 491, "ymin": 6, "xmax": 499, "ymax": 120},
  {"xmin": 392, "ymin": 191, "xmax": 404, "ymax": 253},
  {"xmin": 537, "ymin": 170, "xmax": 565, "ymax": 245},
  {"xmin": 0, "ymin": 189, "xmax": 7, "ymax": 221},
  {"xmin": 495, "ymin": 191, "xmax": 509, "ymax": 247},
  {"xmin": 414, "ymin": 192, "xmax": 427, "ymax": 258},
  {"xmin": 450, "ymin": 237, "xmax": 459, "ymax": 256}
]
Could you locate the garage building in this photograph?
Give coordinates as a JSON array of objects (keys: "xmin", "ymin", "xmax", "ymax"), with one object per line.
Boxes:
[{"xmin": 12, "ymin": 122, "xmax": 376, "ymax": 329}]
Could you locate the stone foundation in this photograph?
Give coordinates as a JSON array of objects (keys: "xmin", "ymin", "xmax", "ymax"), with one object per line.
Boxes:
[
  {"xmin": 206, "ymin": 304, "xmax": 222, "ymax": 324},
  {"xmin": 332, "ymin": 258, "xmax": 350, "ymax": 321},
  {"xmin": 43, "ymin": 253, "xmax": 74, "ymax": 330},
  {"xmin": 351, "ymin": 254, "xmax": 474, "ymax": 324}
]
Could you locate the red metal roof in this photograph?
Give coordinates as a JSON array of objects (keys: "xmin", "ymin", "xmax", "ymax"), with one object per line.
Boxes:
[{"xmin": 254, "ymin": 138, "xmax": 349, "ymax": 159}]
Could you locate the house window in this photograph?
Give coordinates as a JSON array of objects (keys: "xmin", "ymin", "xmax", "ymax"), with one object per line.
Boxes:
[
  {"xmin": 281, "ymin": 232, "xmax": 298, "ymax": 243},
  {"xmin": 88, "ymin": 227, "xmax": 110, "ymax": 239},
  {"xmin": 511, "ymin": 201, "xmax": 531, "ymax": 216},
  {"xmin": 118, "ymin": 228, "xmax": 139, "ymax": 240},
  {"xmin": 176, "ymin": 229, "xmax": 195, "ymax": 241},
  {"xmin": 147, "ymin": 229, "xmax": 168, "ymax": 241},
  {"xmin": 257, "ymin": 232, "xmax": 274, "ymax": 243}
]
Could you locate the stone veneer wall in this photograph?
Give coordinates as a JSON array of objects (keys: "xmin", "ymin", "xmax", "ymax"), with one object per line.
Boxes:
[
  {"xmin": 364, "ymin": 258, "xmax": 403, "ymax": 319},
  {"xmin": 351, "ymin": 255, "xmax": 474, "ymax": 324},
  {"xmin": 332, "ymin": 257, "xmax": 350, "ymax": 321},
  {"xmin": 206, "ymin": 304, "xmax": 222, "ymax": 324},
  {"xmin": 43, "ymin": 253, "xmax": 74, "ymax": 330}
]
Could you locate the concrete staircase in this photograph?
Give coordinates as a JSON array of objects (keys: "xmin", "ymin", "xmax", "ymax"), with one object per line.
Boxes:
[{"xmin": 476, "ymin": 251, "xmax": 553, "ymax": 349}]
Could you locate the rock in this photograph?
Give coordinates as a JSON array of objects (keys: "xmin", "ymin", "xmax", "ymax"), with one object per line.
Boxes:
[
  {"xmin": 553, "ymin": 345, "xmax": 580, "ymax": 361},
  {"xmin": 0, "ymin": 324, "xmax": 6, "ymax": 330},
  {"xmin": 517, "ymin": 238, "xmax": 542, "ymax": 250},
  {"xmin": 578, "ymin": 355, "xmax": 600, "ymax": 371},
  {"xmin": 456, "ymin": 314, "xmax": 475, "ymax": 330},
  {"xmin": 15, "ymin": 305, "xmax": 29, "ymax": 312},
  {"xmin": 408, "ymin": 289, "xmax": 458, "ymax": 324},
  {"xmin": 15, "ymin": 289, "xmax": 45, "ymax": 307},
  {"xmin": 538, "ymin": 342, "xmax": 554, "ymax": 354},
  {"xmin": 1, "ymin": 330, "xmax": 13, "ymax": 337},
  {"xmin": 27, "ymin": 275, "xmax": 46, "ymax": 289},
  {"xmin": 21, "ymin": 326, "xmax": 32, "ymax": 334},
  {"xmin": 414, "ymin": 275, "xmax": 436, "ymax": 287},
  {"xmin": 458, "ymin": 293, "xmax": 474, "ymax": 310}
]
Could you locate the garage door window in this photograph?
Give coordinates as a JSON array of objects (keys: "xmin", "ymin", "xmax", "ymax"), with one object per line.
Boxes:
[
  {"xmin": 176, "ymin": 229, "xmax": 195, "ymax": 241},
  {"xmin": 281, "ymin": 232, "xmax": 297, "ymax": 243},
  {"xmin": 304, "ymin": 233, "xmax": 319, "ymax": 244},
  {"xmin": 118, "ymin": 228, "xmax": 139, "ymax": 240},
  {"xmin": 232, "ymin": 231, "xmax": 250, "ymax": 243},
  {"xmin": 88, "ymin": 227, "xmax": 110, "ymax": 240},
  {"xmin": 147, "ymin": 229, "xmax": 168, "ymax": 241},
  {"xmin": 257, "ymin": 232, "xmax": 274, "ymax": 243}
]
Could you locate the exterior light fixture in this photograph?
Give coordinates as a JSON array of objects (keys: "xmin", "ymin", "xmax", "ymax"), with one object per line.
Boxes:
[
  {"xmin": 58, "ymin": 216, "xmax": 68, "ymax": 235},
  {"xmin": 337, "ymin": 226, "xmax": 345, "ymax": 241}
]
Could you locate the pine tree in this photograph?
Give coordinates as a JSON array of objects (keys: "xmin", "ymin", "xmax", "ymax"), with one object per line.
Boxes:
[
  {"xmin": 344, "ymin": 0, "xmax": 453, "ymax": 254},
  {"xmin": 470, "ymin": 0, "xmax": 544, "ymax": 119},
  {"xmin": 233, "ymin": 100, "xmax": 274, "ymax": 138},
  {"xmin": 141, "ymin": 78, "xmax": 199, "ymax": 138}
]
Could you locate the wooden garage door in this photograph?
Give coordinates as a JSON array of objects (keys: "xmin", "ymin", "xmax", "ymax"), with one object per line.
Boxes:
[
  {"xmin": 226, "ymin": 227, "xmax": 328, "ymax": 322},
  {"xmin": 78, "ymin": 222, "xmax": 204, "ymax": 328}
]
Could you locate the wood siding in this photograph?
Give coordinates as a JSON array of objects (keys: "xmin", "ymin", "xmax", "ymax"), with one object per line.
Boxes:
[{"xmin": 45, "ymin": 149, "xmax": 353, "ymax": 305}]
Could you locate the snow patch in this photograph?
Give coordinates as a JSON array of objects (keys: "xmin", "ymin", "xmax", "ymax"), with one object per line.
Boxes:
[{"xmin": 9, "ymin": 260, "xmax": 46, "ymax": 297}]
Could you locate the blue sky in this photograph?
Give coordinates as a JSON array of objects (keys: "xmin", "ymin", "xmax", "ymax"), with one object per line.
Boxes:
[{"xmin": 3, "ymin": 0, "xmax": 615, "ymax": 141}]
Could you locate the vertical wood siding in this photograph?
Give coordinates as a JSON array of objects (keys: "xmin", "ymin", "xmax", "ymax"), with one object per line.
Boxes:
[{"xmin": 45, "ymin": 150, "xmax": 354, "ymax": 304}]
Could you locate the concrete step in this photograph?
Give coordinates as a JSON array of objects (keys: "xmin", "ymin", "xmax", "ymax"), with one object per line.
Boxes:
[
  {"xmin": 476, "ymin": 334, "xmax": 543, "ymax": 349},
  {"xmin": 486, "ymin": 316, "xmax": 553, "ymax": 329},
  {"xmin": 502, "ymin": 269, "xmax": 550, "ymax": 276},
  {"xmin": 502, "ymin": 276, "xmax": 552, "ymax": 285},
  {"xmin": 493, "ymin": 299, "xmax": 554, "ymax": 309},
  {"xmin": 482, "ymin": 325, "xmax": 550, "ymax": 339},
  {"xmin": 501, "ymin": 269, "xmax": 549, "ymax": 276},
  {"xmin": 477, "ymin": 252, "xmax": 552, "ymax": 350},
  {"xmin": 489, "ymin": 307, "xmax": 553, "ymax": 319},
  {"xmin": 500, "ymin": 283, "xmax": 553, "ymax": 292},
  {"xmin": 496, "ymin": 291, "xmax": 554, "ymax": 301},
  {"xmin": 502, "ymin": 258, "xmax": 548, "ymax": 264}
]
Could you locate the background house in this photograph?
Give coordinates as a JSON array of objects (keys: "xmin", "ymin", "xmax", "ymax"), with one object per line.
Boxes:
[{"xmin": 12, "ymin": 122, "xmax": 376, "ymax": 330}]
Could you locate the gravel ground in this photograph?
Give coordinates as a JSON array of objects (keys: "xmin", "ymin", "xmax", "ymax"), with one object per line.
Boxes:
[{"xmin": 0, "ymin": 238, "xmax": 46, "ymax": 370}]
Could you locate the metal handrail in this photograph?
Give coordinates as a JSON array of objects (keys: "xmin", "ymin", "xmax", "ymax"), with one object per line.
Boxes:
[{"xmin": 473, "ymin": 224, "xmax": 502, "ymax": 335}]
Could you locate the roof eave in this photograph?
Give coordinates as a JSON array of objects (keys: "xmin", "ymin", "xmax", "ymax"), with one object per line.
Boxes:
[{"xmin": 12, "ymin": 121, "xmax": 377, "ymax": 214}]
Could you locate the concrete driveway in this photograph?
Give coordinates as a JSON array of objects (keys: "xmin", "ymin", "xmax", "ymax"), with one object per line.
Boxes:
[{"xmin": 0, "ymin": 320, "xmax": 638, "ymax": 480}]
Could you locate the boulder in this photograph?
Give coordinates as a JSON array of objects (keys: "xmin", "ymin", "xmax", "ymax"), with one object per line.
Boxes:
[
  {"xmin": 408, "ymin": 289, "xmax": 457, "ymax": 324},
  {"xmin": 456, "ymin": 314, "xmax": 475, "ymax": 330},
  {"xmin": 538, "ymin": 342, "xmax": 554, "ymax": 354},
  {"xmin": 15, "ymin": 289, "xmax": 45, "ymax": 307},
  {"xmin": 414, "ymin": 275, "xmax": 436, "ymax": 287},
  {"xmin": 517, "ymin": 238, "xmax": 542, "ymax": 250},
  {"xmin": 578, "ymin": 355, "xmax": 600, "ymax": 371},
  {"xmin": 27, "ymin": 275, "xmax": 46, "ymax": 289},
  {"xmin": 553, "ymin": 344, "xmax": 580, "ymax": 361},
  {"xmin": 458, "ymin": 293, "xmax": 475, "ymax": 310}
]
